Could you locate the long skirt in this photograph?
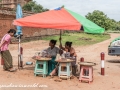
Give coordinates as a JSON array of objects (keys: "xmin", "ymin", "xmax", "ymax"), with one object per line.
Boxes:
[
  {"xmin": 1, "ymin": 50, "xmax": 13, "ymax": 70},
  {"xmin": 48, "ymin": 57, "xmax": 57, "ymax": 75},
  {"xmin": 71, "ymin": 57, "xmax": 77, "ymax": 76}
]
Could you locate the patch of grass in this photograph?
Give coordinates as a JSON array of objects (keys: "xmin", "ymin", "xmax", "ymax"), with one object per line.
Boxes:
[
  {"xmin": 42, "ymin": 33, "xmax": 110, "ymax": 46},
  {"xmin": 21, "ymin": 36, "xmax": 42, "ymax": 43}
]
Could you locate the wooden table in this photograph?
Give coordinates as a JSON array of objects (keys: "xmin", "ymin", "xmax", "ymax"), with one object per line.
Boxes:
[
  {"xmin": 33, "ymin": 57, "xmax": 51, "ymax": 77},
  {"xmin": 78, "ymin": 62, "xmax": 96, "ymax": 66},
  {"xmin": 56, "ymin": 58, "xmax": 74, "ymax": 80}
]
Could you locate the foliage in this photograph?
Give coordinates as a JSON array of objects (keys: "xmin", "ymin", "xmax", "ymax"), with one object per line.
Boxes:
[
  {"xmin": 116, "ymin": 21, "xmax": 120, "ymax": 30},
  {"xmin": 85, "ymin": 10, "xmax": 117, "ymax": 30},
  {"xmin": 0, "ymin": 0, "xmax": 2, "ymax": 7},
  {"xmin": 42, "ymin": 33, "xmax": 110, "ymax": 46},
  {"xmin": 22, "ymin": 1, "xmax": 49, "ymax": 13},
  {"xmin": 61, "ymin": 5, "xmax": 65, "ymax": 8}
]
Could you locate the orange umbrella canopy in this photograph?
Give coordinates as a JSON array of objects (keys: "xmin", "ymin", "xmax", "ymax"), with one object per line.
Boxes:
[{"xmin": 13, "ymin": 8, "xmax": 81, "ymax": 30}]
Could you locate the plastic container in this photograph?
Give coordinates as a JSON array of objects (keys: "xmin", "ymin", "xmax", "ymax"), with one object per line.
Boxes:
[{"xmin": 26, "ymin": 62, "xmax": 33, "ymax": 65}]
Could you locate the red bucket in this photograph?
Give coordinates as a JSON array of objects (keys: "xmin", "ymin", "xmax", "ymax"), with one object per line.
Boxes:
[{"xmin": 1, "ymin": 58, "xmax": 4, "ymax": 65}]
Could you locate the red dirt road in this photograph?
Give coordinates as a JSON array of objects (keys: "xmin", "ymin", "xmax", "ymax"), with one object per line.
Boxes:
[{"xmin": 0, "ymin": 33, "xmax": 120, "ymax": 90}]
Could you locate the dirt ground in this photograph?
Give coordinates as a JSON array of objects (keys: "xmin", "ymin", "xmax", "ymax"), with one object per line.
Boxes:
[{"xmin": 0, "ymin": 33, "xmax": 120, "ymax": 90}]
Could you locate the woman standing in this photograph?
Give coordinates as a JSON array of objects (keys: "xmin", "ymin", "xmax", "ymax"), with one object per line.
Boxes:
[{"xmin": 0, "ymin": 29, "xmax": 17, "ymax": 72}]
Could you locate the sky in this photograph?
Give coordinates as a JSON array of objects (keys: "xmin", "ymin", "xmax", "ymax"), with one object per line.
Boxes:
[{"xmin": 34, "ymin": 0, "xmax": 120, "ymax": 21}]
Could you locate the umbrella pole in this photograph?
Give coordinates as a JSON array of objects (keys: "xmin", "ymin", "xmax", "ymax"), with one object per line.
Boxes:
[
  {"xmin": 60, "ymin": 30, "xmax": 62, "ymax": 45},
  {"xmin": 18, "ymin": 35, "xmax": 20, "ymax": 70},
  {"xmin": 59, "ymin": 30, "xmax": 63, "ymax": 56}
]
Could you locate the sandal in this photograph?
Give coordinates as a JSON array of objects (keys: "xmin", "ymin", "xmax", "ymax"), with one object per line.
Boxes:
[
  {"xmin": 54, "ymin": 79, "xmax": 62, "ymax": 82},
  {"xmin": 9, "ymin": 68, "xmax": 17, "ymax": 72},
  {"xmin": 50, "ymin": 75, "xmax": 54, "ymax": 78}
]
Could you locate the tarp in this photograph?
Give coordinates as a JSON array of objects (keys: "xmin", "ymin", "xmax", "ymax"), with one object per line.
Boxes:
[
  {"xmin": 13, "ymin": 8, "xmax": 105, "ymax": 33},
  {"xmin": 16, "ymin": 4, "xmax": 23, "ymax": 35}
]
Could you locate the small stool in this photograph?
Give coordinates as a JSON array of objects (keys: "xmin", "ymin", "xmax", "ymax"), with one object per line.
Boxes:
[
  {"xmin": 34, "ymin": 60, "xmax": 48, "ymax": 77},
  {"xmin": 79, "ymin": 65, "xmax": 93, "ymax": 84},
  {"xmin": 58, "ymin": 62, "xmax": 72, "ymax": 80}
]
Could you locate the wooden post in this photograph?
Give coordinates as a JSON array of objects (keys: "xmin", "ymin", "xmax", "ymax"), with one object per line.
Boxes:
[{"xmin": 101, "ymin": 52, "xmax": 105, "ymax": 75}]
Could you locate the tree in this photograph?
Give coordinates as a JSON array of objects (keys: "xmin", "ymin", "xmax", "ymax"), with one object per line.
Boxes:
[
  {"xmin": 116, "ymin": 21, "xmax": 120, "ymax": 30},
  {"xmin": 0, "ymin": 0, "xmax": 2, "ymax": 7},
  {"xmin": 22, "ymin": 1, "xmax": 49, "ymax": 13},
  {"xmin": 61, "ymin": 5, "xmax": 65, "ymax": 8},
  {"xmin": 85, "ymin": 10, "xmax": 117, "ymax": 30}
]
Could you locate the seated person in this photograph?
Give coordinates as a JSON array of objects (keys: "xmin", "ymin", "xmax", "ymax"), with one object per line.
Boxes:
[
  {"xmin": 60, "ymin": 41, "xmax": 77, "ymax": 76},
  {"xmin": 45, "ymin": 39, "xmax": 60, "ymax": 75}
]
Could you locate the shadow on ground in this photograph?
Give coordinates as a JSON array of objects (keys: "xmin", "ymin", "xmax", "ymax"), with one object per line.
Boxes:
[
  {"xmin": 23, "ymin": 65, "xmax": 35, "ymax": 70},
  {"xmin": 106, "ymin": 59, "xmax": 120, "ymax": 63}
]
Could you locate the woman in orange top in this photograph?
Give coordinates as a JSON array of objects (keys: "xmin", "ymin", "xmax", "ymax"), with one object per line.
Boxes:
[{"xmin": 60, "ymin": 41, "xmax": 77, "ymax": 76}]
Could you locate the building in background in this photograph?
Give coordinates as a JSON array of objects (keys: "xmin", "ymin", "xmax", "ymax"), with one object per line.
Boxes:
[
  {"xmin": 0, "ymin": 0, "xmax": 32, "ymax": 9},
  {"xmin": 0, "ymin": 0, "xmax": 59, "ymax": 39}
]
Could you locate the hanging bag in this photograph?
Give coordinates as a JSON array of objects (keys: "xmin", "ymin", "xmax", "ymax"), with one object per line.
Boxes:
[
  {"xmin": 0, "ymin": 46, "xmax": 3, "ymax": 65},
  {"xmin": 0, "ymin": 43, "xmax": 4, "ymax": 65}
]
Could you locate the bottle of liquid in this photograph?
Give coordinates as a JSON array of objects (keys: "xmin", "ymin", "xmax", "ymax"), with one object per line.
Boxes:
[
  {"xmin": 55, "ymin": 54, "xmax": 60, "ymax": 61},
  {"xmin": 65, "ymin": 52, "xmax": 70, "ymax": 58},
  {"xmin": 61, "ymin": 53, "xmax": 65, "ymax": 59}
]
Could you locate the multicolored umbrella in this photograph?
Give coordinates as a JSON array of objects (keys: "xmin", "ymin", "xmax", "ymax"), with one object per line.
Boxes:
[{"xmin": 13, "ymin": 7, "xmax": 104, "ymax": 34}]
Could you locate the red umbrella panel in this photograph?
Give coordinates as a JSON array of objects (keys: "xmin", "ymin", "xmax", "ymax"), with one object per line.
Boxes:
[{"xmin": 13, "ymin": 8, "xmax": 81, "ymax": 30}]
